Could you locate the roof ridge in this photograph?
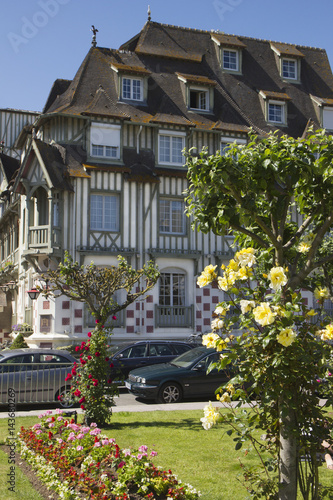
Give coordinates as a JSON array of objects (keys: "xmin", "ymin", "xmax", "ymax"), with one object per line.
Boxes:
[{"xmin": 144, "ymin": 21, "xmax": 325, "ymax": 52}]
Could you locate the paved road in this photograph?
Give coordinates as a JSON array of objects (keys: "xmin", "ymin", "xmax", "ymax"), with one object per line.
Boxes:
[{"xmin": 0, "ymin": 389, "xmax": 214, "ymax": 419}]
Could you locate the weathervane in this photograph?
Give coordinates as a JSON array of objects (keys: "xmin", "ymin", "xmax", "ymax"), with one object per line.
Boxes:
[
  {"xmin": 91, "ymin": 25, "xmax": 98, "ymax": 47},
  {"xmin": 147, "ymin": 5, "xmax": 151, "ymax": 22}
]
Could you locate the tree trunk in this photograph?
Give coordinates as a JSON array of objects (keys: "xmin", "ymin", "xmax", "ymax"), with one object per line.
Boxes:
[{"xmin": 279, "ymin": 397, "xmax": 298, "ymax": 500}]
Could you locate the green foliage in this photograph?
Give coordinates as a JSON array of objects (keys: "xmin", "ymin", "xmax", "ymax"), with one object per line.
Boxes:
[
  {"xmin": 10, "ymin": 333, "xmax": 29, "ymax": 349},
  {"xmin": 186, "ymin": 130, "xmax": 333, "ymax": 499},
  {"xmin": 185, "ymin": 129, "xmax": 333, "ymax": 292}
]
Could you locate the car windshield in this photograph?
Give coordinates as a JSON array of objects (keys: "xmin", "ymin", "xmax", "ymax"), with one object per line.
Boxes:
[{"xmin": 171, "ymin": 346, "xmax": 209, "ymax": 368}]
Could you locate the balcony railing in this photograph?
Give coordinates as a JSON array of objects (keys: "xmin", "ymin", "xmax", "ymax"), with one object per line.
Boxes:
[
  {"xmin": 155, "ymin": 305, "xmax": 194, "ymax": 328},
  {"xmin": 28, "ymin": 226, "xmax": 61, "ymax": 248}
]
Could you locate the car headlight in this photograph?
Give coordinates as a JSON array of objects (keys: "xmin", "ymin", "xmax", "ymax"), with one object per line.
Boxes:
[{"xmin": 136, "ymin": 377, "xmax": 146, "ymax": 384}]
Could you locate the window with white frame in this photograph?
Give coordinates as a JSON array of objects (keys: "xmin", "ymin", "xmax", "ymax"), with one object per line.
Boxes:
[
  {"xmin": 189, "ymin": 88, "xmax": 209, "ymax": 111},
  {"xmin": 158, "ymin": 131, "xmax": 185, "ymax": 166},
  {"xmin": 122, "ymin": 77, "xmax": 143, "ymax": 101},
  {"xmin": 90, "ymin": 123, "xmax": 121, "ymax": 159},
  {"xmin": 90, "ymin": 193, "xmax": 119, "ymax": 231},
  {"xmin": 222, "ymin": 49, "xmax": 239, "ymax": 71},
  {"xmin": 282, "ymin": 59, "xmax": 297, "ymax": 80},
  {"xmin": 159, "ymin": 198, "xmax": 185, "ymax": 235},
  {"xmin": 159, "ymin": 272, "xmax": 185, "ymax": 308},
  {"xmin": 268, "ymin": 101, "xmax": 285, "ymax": 124}
]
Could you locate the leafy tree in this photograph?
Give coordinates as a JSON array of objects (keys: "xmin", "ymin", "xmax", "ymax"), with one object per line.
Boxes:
[
  {"xmin": 43, "ymin": 253, "xmax": 160, "ymax": 426},
  {"xmin": 185, "ymin": 129, "xmax": 333, "ymax": 499}
]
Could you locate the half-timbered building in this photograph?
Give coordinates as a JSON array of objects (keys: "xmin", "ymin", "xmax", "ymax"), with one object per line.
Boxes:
[{"xmin": 1, "ymin": 19, "xmax": 333, "ymax": 347}]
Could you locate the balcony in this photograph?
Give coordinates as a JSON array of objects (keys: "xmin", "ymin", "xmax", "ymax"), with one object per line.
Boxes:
[
  {"xmin": 28, "ymin": 226, "xmax": 61, "ymax": 249},
  {"xmin": 155, "ymin": 305, "xmax": 194, "ymax": 328}
]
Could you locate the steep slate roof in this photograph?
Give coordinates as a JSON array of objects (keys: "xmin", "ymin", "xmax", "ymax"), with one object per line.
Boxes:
[
  {"xmin": 43, "ymin": 21, "xmax": 333, "ymax": 138},
  {"xmin": 0, "ymin": 153, "xmax": 20, "ymax": 184}
]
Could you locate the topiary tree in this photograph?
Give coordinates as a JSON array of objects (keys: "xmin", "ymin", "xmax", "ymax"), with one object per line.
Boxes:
[
  {"xmin": 185, "ymin": 129, "xmax": 333, "ymax": 499},
  {"xmin": 10, "ymin": 332, "xmax": 29, "ymax": 349},
  {"xmin": 43, "ymin": 253, "xmax": 160, "ymax": 426}
]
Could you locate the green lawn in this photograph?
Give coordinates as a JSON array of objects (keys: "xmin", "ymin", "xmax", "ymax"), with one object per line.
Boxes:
[{"xmin": 0, "ymin": 410, "xmax": 332, "ymax": 500}]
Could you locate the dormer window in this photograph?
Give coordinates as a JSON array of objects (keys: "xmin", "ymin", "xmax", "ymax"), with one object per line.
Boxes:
[
  {"xmin": 282, "ymin": 59, "xmax": 297, "ymax": 80},
  {"xmin": 270, "ymin": 43, "xmax": 304, "ymax": 83},
  {"xmin": 189, "ymin": 88, "xmax": 209, "ymax": 111},
  {"xmin": 122, "ymin": 77, "xmax": 142, "ymax": 101},
  {"xmin": 268, "ymin": 102, "xmax": 285, "ymax": 123},
  {"xmin": 211, "ymin": 33, "xmax": 246, "ymax": 74},
  {"xmin": 111, "ymin": 63, "xmax": 151, "ymax": 103},
  {"xmin": 310, "ymin": 96, "xmax": 333, "ymax": 131},
  {"xmin": 176, "ymin": 73, "xmax": 215, "ymax": 113},
  {"xmin": 259, "ymin": 90, "xmax": 291, "ymax": 126},
  {"xmin": 222, "ymin": 49, "xmax": 239, "ymax": 72}
]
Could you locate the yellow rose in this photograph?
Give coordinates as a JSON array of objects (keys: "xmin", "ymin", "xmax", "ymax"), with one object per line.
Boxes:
[
  {"xmin": 235, "ymin": 247, "xmax": 256, "ymax": 268},
  {"xmin": 277, "ymin": 327, "xmax": 296, "ymax": 347},
  {"xmin": 217, "ymin": 276, "xmax": 230, "ymax": 292},
  {"xmin": 240, "ymin": 300, "xmax": 256, "ymax": 314},
  {"xmin": 197, "ymin": 274, "xmax": 210, "ymax": 288},
  {"xmin": 314, "ymin": 287, "xmax": 330, "ymax": 301},
  {"xmin": 220, "ymin": 392, "xmax": 231, "ymax": 403},
  {"xmin": 268, "ymin": 266, "xmax": 288, "ymax": 291},
  {"xmin": 253, "ymin": 302, "xmax": 276, "ymax": 326},
  {"xmin": 202, "ymin": 332, "xmax": 220, "ymax": 349}
]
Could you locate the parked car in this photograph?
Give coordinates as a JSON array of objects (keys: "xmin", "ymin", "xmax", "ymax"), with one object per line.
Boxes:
[
  {"xmin": 125, "ymin": 346, "xmax": 234, "ymax": 403},
  {"xmin": 108, "ymin": 340, "xmax": 194, "ymax": 382},
  {"xmin": 0, "ymin": 348, "xmax": 76, "ymax": 407}
]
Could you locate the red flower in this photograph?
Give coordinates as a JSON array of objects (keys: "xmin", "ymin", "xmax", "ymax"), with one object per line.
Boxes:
[
  {"xmin": 109, "ymin": 363, "xmax": 114, "ymax": 368},
  {"xmin": 87, "ymin": 355, "xmax": 92, "ymax": 360},
  {"xmin": 105, "ymin": 357, "xmax": 109, "ymax": 361},
  {"xmin": 88, "ymin": 374, "xmax": 92, "ymax": 379},
  {"xmin": 80, "ymin": 404, "xmax": 85, "ymax": 410},
  {"xmin": 112, "ymin": 316, "xmax": 117, "ymax": 320},
  {"xmin": 65, "ymin": 374, "xmax": 72, "ymax": 381},
  {"xmin": 87, "ymin": 332, "xmax": 92, "ymax": 338},
  {"xmin": 79, "ymin": 396, "xmax": 86, "ymax": 403},
  {"xmin": 107, "ymin": 379, "xmax": 113, "ymax": 384},
  {"xmin": 95, "ymin": 352, "xmax": 100, "ymax": 357}
]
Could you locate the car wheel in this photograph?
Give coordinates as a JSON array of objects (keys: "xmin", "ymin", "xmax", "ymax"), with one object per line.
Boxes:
[
  {"xmin": 56, "ymin": 386, "xmax": 74, "ymax": 408},
  {"xmin": 158, "ymin": 382, "xmax": 182, "ymax": 404}
]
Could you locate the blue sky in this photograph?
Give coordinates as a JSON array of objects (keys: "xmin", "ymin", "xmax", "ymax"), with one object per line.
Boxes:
[{"xmin": 2, "ymin": 0, "xmax": 333, "ymax": 112}]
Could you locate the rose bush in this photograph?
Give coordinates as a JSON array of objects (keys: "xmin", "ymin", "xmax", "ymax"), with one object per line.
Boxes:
[
  {"xmin": 61, "ymin": 321, "xmax": 117, "ymax": 426},
  {"xmin": 197, "ymin": 248, "xmax": 333, "ymax": 499},
  {"xmin": 15, "ymin": 410, "xmax": 200, "ymax": 500}
]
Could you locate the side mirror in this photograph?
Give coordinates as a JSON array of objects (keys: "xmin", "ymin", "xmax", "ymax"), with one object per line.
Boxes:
[{"xmin": 193, "ymin": 363, "xmax": 205, "ymax": 371}]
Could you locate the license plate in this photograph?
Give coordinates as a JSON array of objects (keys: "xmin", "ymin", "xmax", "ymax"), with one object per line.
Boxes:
[{"xmin": 125, "ymin": 381, "xmax": 131, "ymax": 390}]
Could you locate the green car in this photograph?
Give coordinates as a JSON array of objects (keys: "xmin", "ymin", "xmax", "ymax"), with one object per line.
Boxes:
[{"xmin": 125, "ymin": 346, "xmax": 233, "ymax": 403}]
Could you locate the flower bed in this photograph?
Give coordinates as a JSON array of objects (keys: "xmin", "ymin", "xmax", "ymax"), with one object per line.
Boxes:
[{"xmin": 15, "ymin": 410, "xmax": 200, "ymax": 500}]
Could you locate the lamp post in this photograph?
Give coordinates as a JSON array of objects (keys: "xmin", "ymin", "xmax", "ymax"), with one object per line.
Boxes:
[{"xmin": 27, "ymin": 287, "xmax": 40, "ymax": 300}]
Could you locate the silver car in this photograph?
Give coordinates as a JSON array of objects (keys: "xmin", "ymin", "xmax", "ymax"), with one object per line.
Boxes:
[{"xmin": 0, "ymin": 348, "xmax": 76, "ymax": 407}]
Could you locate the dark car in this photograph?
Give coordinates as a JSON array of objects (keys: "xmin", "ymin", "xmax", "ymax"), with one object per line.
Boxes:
[
  {"xmin": 0, "ymin": 348, "xmax": 76, "ymax": 407},
  {"xmin": 125, "ymin": 346, "xmax": 233, "ymax": 403},
  {"xmin": 108, "ymin": 340, "xmax": 194, "ymax": 382}
]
